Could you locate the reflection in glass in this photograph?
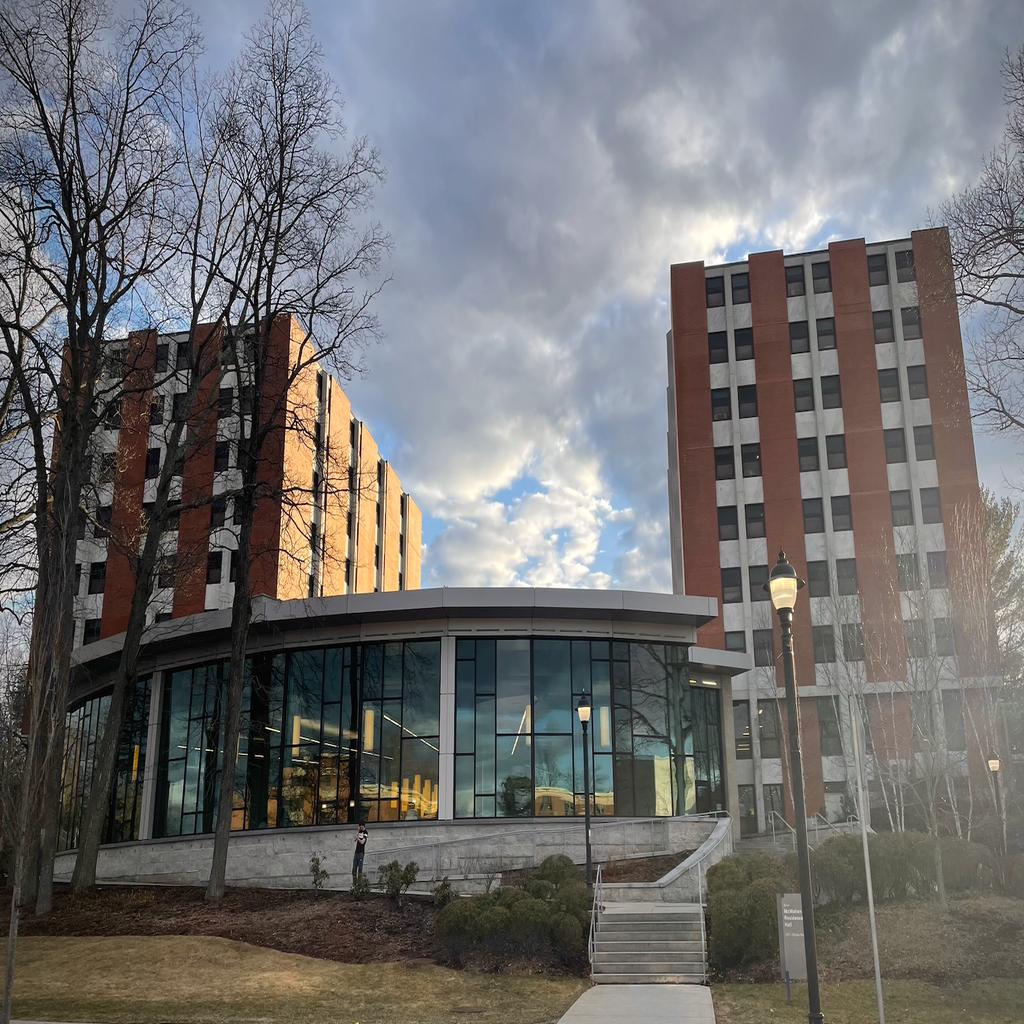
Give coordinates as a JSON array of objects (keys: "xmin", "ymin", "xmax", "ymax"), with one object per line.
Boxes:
[
  {"xmin": 535, "ymin": 734, "xmax": 574, "ymax": 816},
  {"xmin": 496, "ymin": 733, "xmax": 532, "ymax": 817},
  {"xmin": 496, "ymin": 639, "xmax": 530, "ymax": 734}
]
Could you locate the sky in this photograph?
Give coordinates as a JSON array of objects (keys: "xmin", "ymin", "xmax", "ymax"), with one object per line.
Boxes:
[{"xmin": 205, "ymin": 0, "xmax": 1024, "ymax": 593}]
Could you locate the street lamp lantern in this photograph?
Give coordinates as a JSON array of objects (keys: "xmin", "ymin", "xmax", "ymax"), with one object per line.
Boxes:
[
  {"xmin": 988, "ymin": 754, "xmax": 1000, "ymax": 774},
  {"xmin": 577, "ymin": 693, "xmax": 594, "ymax": 892},
  {"xmin": 764, "ymin": 550, "xmax": 823, "ymax": 1024}
]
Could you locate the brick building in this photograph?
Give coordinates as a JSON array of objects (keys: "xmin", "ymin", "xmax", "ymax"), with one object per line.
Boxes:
[
  {"xmin": 73, "ymin": 314, "xmax": 421, "ymax": 649},
  {"xmin": 667, "ymin": 228, "xmax": 1001, "ymax": 834}
]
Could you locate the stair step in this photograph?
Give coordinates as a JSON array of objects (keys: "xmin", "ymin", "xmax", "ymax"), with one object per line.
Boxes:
[
  {"xmin": 592, "ymin": 972, "xmax": 704, "ymax": 985},
  {"xmin": 598, "ymin": 922, "xmax": 702, "ymax": 934},
  {"xmin": 594, "ymin": 940, "xmax": 704, "ymax": 953},
  {"xmin": 594, "ymin": 951, "xmax": 705, "ymax": 965}
]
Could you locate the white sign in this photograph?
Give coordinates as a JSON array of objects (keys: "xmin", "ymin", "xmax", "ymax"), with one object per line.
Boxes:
[{"xmin": 778, "ymin": 893, "xmax": 807, "ymax": 981}]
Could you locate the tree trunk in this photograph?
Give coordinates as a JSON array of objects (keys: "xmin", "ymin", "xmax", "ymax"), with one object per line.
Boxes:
[
  {"xmin": 933, "ymin": 819, "xmax": 948, "ymax": 913},
  {"xmin": 34, "ymin": 719, "xmax": 67, "ymax": 915}
]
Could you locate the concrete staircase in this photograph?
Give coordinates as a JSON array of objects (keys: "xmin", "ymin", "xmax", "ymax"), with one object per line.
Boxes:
[{"xmin": 591, "ymin": 903, "xmax": 705, "ymax": 984}]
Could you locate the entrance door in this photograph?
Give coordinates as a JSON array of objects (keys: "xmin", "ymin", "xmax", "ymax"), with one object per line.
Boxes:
[{"xmin": 738, "ymin": 784, "xmax": 758, "ymax": 836}]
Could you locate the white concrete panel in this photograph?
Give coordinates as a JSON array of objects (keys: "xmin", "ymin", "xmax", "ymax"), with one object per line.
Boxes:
[
  {"xmin": 818, "ymin": 351, "xmax": 840, "ymax": 376},
  {"xmin": 821, "ymin": 409, "xmax": 845, "ymax": 435},
  {"xmin": 801, "ymin": 473, "xmax": 823, "ymax": 498},
  {"xmin": 723, "ymin": 603, "xmax": 745, "ymax": 630},
  {"xmin": 743, "ymin": 477, "xmax": 764, "ymax": 502},
  {"xmin": 904, "ymin": 339, "xmax": 926, "ymax": 364},
  {"xmin": 788, "ymin": 296, "xmax": 808, "ymax": 321},
  {"xmin": 738, "ymin": 418, "xmax": 760, "ymax": 443},
  {"xmin": 746, "ymin": 538, "xmax": 768, "ymax": 565},
  {"xmin": 870, "ymin": 286, "xmax": 891, "ymax": 311},
  {"xmin": 815, "ymin": 292, "xmax": 834, "ymax": 317},
  {"xmin": 795, "ymin": 411, "xmax": 817, "ymax": 437},
  {"xmin": 920, "ymin": 524, "xmax": 946, "ymax": 551},
  {"xmin": 828, "ymin": 469, "xmax": 849, "ymax": 493},
  {"xmin": 894, "ymin": 526, "xmax": 917, "ymax": 554},
  {"xmin": 791, "ymin": 353, "xmax": 812, "ymax": 379},
  {"xmin": 735, "ymin": 360, "xmax": 757, "ymax": 386},
  {"xmin": 915, "ymin": 461, "xmax": 939, "ymax": 487},
  {"xmin": 707, "ymin": 306, "xmax": 727, "ymax": 332},
  {"xmin": 732, "ymin": 303, "xmax": 752, "ymax": 329},
  {"xmin": 874, "ymin": 343, "xmax": 898, "ymax": 369},
  {"xmin": 881, "ymin": 403, "xmax": 905, "ymax": 429},
  {"xmin": 716, "ymin": 479, "xmax": 738, "ymax": 506},
  {"xmin": 712, "ymin": 420, "xmax": 733, "ymax": 447},
  {"xmin": 709, "ymin": 364, "xmax": 730, "ymax": 388},
  {"xmin": 719, "ymin": 540, "xmax": 741, "ymax": 566},
  {"xmin": 805, "ymin": 533, "xmax": 828, "ymax": 559},
  {"xmin": 896, "ymin": 281, "xmax": 919, "ymax": 306},
  {"xmin": 887, "ymin": 464, "xmax": 911, "ymax": 490},
  {"xmin": 832, "ymin": 531, "xmax": 856, "ymax": 558},
  {"xmin": 909, "ymin": 398, "xmax": 932, "ymax": 425}
]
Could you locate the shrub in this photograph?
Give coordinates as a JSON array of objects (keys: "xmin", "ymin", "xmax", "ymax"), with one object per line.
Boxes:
[
  {"xmin": 523, "ymin": 877, "xmax": 556, "ymax": 902},
  {"xmin": 551, "ymin": 879, "xmax": 591, "ymax": 929},
  {"xmin": 377, "ymin": 859, "xmax": 419, "ymax": 905},
  {"xmin": 508, "ymin": 895, "xmax": 551, "ymax": 954},
  {"xmin": 309, "ymin": 851, "xmax": 330, "ymax": 890},
  {"xmin": 350, "ymin": 873, "xmax": 371, "ymax": 901},
  {"xmin": 812, "ymin": 835, "xmax": 865, "ymax": 904},
  {"xmin": 432, "ymin": 876, "xmax": 458, "ymax": 907},
  {"xmin": 1006, "ymin": 854, "xmax": 1024, "ymax": 897},
  {"xmin": 939, "ymin": 838, "xmax": 993, "ymax": 893},
  {"xmin": 532, "ymin": 854, "xmax": 581, "ymax": 891},
  {"xmin": 549, "ymin": 911, "xmax": 585, "ymax": 956}
]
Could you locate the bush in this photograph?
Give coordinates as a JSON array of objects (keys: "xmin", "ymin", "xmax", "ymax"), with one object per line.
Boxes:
[
  {"xmin": 508, "ymin": 895, "xmax": 551, "ymax": 954},
  {"xmin": 532, "ymin": 854, "xmax": 581, "ymax": 891},
  {"xmin": 377, "ymin": 859, "xmax": 419, "ymax": 905},
  {"xmin": 309, "ymin": 851, "xmax": 330, "ymax": 890},
  {"xmin": 432, "ymin": 876, "xmax": 458, "ymax": 907},
  {"xmin": 350, "ymin": 873, "xmax": 371, "ymax": 900},
  {"xmin": 939, "ymin": 839, "xmax": 993, "ymax": 893},
  {"xmin": 812, "ymin": 835, "xmax": 865, "ymax": 905},
  {"xmin": 549, "ymin": 911, "xmax": 585, "ymax": 956}
]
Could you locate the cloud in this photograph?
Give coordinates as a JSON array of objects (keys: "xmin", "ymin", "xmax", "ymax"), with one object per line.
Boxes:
[{"xmin": 207, "ymin": 0, "xmax": 1024, "ymax": 591}]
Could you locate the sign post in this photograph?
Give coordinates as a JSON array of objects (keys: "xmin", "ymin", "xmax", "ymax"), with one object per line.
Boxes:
[{"xmin": 778, "ymin": 893, "xmax": 808, "ymax": 982}]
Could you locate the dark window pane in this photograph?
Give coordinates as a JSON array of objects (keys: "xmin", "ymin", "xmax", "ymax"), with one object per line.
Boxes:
[
  {"xmin": 842, "ymin": 623, "xmax": 865, "ymax": 661},
  {"xmin": 207, "ymin": 549, "xmax": 222, "ymax": 585},
  {"xmin": 942, "ymin": 689, "xmax": 965, "ymax": 747},
  {"xmin": 732, "ymin": 273, "xmax": 750, "ymax": 305},
  {"xmin": 748, "ymin": 564, "xmax": 769, "ymax": 602},
  {"xmin": 936, "ymin": 620, "xmax": 957, "ymax": 661},
  {"xmin": 533, "ymin": 639, "xmax": 572, "ymax": 734},
  {"xmin": 534, "ymin": 734, "xmax": 573, "ymax": 815},
  {"xmin": 83, "ymin": 618, "xmax": 102, "ymax": 645},
  {"xmin": 803, "ymin": 498, "xmax": 825, "ymax": 533},
  {"xmin": 785, "ymin": 264, "xmax": 806, "ymax": 297},
  {"xmin": 214, "ymin": 441, "xmax": 230, "ymax": 472},
  {"xmin": 813, "ymin": 625, "xmax": 836, "ymax": 664},
  {"xmin": 816, "ymin": 317, "xmax": 836, "ymax": 350},
  {"xmin": 88, "ymin": 561, "xmax": 106, "ymax": 594},
  {"xmin": 798, "ymin": 437, "xmax": 819, "ymax": 472},
  {"xmin": 818, "ymin": 698, "xmax": 843, "ymax": 754},
  {"xmin": 837, "ymin": 558, "xmax": 859, "ymax": 595},
  {"xmin": 884, "ymin": 428, "xmax": 907, "ymax": 464},
  {"xmin": 741, "ymin": 443, "xmax": 762, "ymax": 477},
  {"xmin": 706, "ymin": 277, "xmax": 725, "ymax": 307},
  {"xmin": 718, "ymin": 505, "xmax": 739, "ymax": 541},
  {"xmin": 790, "ymin": 321, "xmax": 810, "ymax": 353},
  {"xmin": 94, "ymin": 506, "xmax": 111, "ymax": 539},
  {"xmin": 711, "ymin": 388, "xmax": 731, "ymax": 421},
  {"xmin": 901, "ymin": 306, "xmax": 922, "ymax": 340},
  {"xmin": 753, "ymin": 632, "xmax": 774, "ymax": 669},
  {"xmin": 150, "ymin": 397, "xmax": 164, "ymax": 426},
  {"xmin": 867, "ymin": 253, "xmax": 889, "ymax": 287},
  {"xmin": 812, "ymin": 261, "xmax": 832, "ymax": 293},
  {"xmin": 724, "ymin": 631, "xmax": 746, "ymax": 653},
  {"xmin": 905, "ymin": 619, "xmax": 928, "ymax": 658},
  {"xmin": 495, "ymin": 639, "xmax": 530, "ymax": 735},
  {"xmin": 825, "ymin": 434, "xmax": 847, "ymax": 469},
  {"xmin": 211, "ymin": 497, "xmax": 226, "ymax": 528},
  {"xmin": 496, "ymin": 733, "xmax": 532, "ymax": 817},
  {"xmin": 734, "ymin": 328, "xmax": 754, "ymax": 360},
  {"xmin": 831, "ymin": 495, "xmax": 853, "ymax": 531},
  {"xmin": 155, "ymin": 343, "xmax": 169, "ymax": 373},
  {"xmin": 927, "ymin": 550, "xmax": 949, "ymax": 588},
  {"xmin": 921, "ymin": 487, "xmax": 942, "ymax": 524},
  {"xmin": 175, "ymin": 342, "xmax": 190, "ymax": 370},
  {"xmin": 709, "ymin": 332, "xmax": 728, "ymax": 364},
  {"xmin": 890, "ymin": 490, "xmax": 914, "ymax": 527},
  {"xmin": 758, "ymin": 701, "xmax": 780, "ymax": 756},
  {"xmin": 794, "ymin": 378, "xmax": 814, "ymax": 412},
  {"xmin": 721, "ymin": 567, "xmax": 743, "ymax": 603},
  {"xmin": 744, "ymin": 503, "xmax": 765, "ymax": 539},
  {"xmin": 873, "ymin": 309, "xmax": 895, "ymax": 344},
  {"xmin": 914, "ymin": 425, "xmax": 935, "ymax": 461},
  {"xmin": 737, "ymin": 385, "xmax": 758, "ymax": 418},
  {"xmin": 807, "ymin": 560, "xmax": 830, "ymax": 597},
  {"xmin": 896, "ymin": 249, "xmax": 916, "ymax": 282},
  {"xmin": 455, "ymin": 755, "xmax": 475, "ymax": 818},
  {"xmin": 897, "ymin": 553, "xmax": 920, "ymax": 591},
  {"xmin": 714, "ymin": 446, "xmax": 735, "ymax": 479},
  {"xmin": 821, "ymin": 375, "xmax": 842, "ymax": 409},
  {"xmin": 218, "ymin": 387, "xmax": 234, "ymax": 418},
  {"xmin": 908, "ymin": 365, "xmax": 929, "ymax": 399},
  {"xmin": 734, "ymin": 702, "xmax": 752, "ymax": 759},
  {"xmin": 879, "ymin": 368, "xmax": 901, "ymax": 403}
]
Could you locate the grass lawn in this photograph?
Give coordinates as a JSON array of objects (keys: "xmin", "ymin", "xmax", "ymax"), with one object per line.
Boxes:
[
  {"xmin": 713, "ymin": 979, "xmax": 1024, "ymax": 1024},
  {"xmin": 1, "ymin": 935, "xmax": 589, "ymax": 1024}
]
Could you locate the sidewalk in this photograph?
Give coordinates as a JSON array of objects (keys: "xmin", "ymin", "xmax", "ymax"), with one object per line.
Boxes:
[{"xmin": 557, "ymin": 984, "xmax": 716, "ymax": 1023}]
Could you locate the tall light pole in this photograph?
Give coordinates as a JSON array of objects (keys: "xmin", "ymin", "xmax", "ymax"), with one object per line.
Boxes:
[
  {"xmin": 766, "ymin": 550, "xmax": 824, "ymax": 1024},
  {"xmin": 989, "ymin": 754, "xmax": 1006, "ymax": 858},
  {"xmin": 578, "ymin": 692, "xmax": 593, "ymax": 892}
]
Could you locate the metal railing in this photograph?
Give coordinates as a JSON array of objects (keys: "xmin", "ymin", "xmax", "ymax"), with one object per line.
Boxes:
[
  {"xmin": 689, "ymin": 813, "xmax": 732, "ymax": 905},
  {"xmin": 810, "ymin": 812, "xmax": 846, "ymax": 840},
  {"xmin": 769, "ymin": 810, "xmax": 797, "ymax": 850},
  {"xmin": 699, "ymin": 902, "xmax": 708, "ymax": 984},
  {"xmin": 588, "ymin": 863, "xmax": 603, "ymax": 971}
]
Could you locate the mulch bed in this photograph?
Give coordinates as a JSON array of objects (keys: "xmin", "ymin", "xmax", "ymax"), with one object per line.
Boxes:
[{"xmin": 599, "ymin": 851, "xmax": 695, "ymax": 883}]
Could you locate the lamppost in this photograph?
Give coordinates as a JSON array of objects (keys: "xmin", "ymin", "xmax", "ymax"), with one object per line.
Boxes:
[
  {"xmin": 989, "ymin": 754, "xmax": 1006, "ymax": 858},
  {"xmin": 765, "ymin": 550, "xmax": 824, "ymax": 1024},
  {"xmin": 577, "ymin": 692, "xmax": 593, "ymax": 892}
]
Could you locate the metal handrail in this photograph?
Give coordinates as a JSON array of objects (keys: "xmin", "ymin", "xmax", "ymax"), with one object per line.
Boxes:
[
  {"xmin": 699, "ymin": 902, "xmax": 708, "ymax": 985},
  {"xmin": 687, "ymin": 813, "xmax": 732, "ymax": 904},
  {"xmin": 588, "ymin": 862, "xmax": 603, "ymax": 970},
  {"xmin": 769, "ymin": 810, "xmax": 797, "ymax": 849},
  {"xmin": 811, "ymin": 812, "xmax": 845, "ymax": 839}
]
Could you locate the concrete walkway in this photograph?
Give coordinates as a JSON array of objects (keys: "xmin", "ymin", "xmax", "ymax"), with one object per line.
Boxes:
[{"xmin": 557, "ymin": 984, "xmax": 716, "ymax": 1023}]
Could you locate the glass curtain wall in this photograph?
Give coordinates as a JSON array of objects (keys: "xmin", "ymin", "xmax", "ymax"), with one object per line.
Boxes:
[{"xmin": 57, "ymin": 678, "xmax": 151, "ymax": 851}]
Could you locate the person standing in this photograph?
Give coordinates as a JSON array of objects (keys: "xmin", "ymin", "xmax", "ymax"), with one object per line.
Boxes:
[{"xmin": 352, "ymin": 822, "xmax": 368, "ymax": 885}]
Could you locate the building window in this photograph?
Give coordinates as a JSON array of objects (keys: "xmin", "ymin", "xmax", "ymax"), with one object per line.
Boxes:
[
  {"xmin": 907, "ymin": 365, "xmax": 929, "ymax": 399},
  {"xmin": 927, "ymin": 551, "xmax": 949, "ymax": 588},
  {"xmin": 709, "ymin": 331, "xmax": 728, "ymax": 364},
  {"xmin": 798, "ymin": 437, "xmax": 819, "ymax": 472},
  {"xmin": 211, "ymin": 497, "xmax": 227, "ymax": 528},
  {"xmin": 240, "ymin": 385, "xmax": 254, "ymax": 417},
  {"xmin": 722, "ymin": 567, "xmax": 743, "ymax": 603},
  {"xmin": 896, "ymin": 249, "xmax": 916, "ymax": 282},
  {"xmin": 230, "ymin": 550, "xmax": 238, "ymax": 583},
  {"xmin": 914, "ymin": 425, "xmax": 935, "ymax": 461},
  {"xmin": 714, "ymin": 446, "xmax": 735, "ymax": 480},
  {"xmin": 218, "ymin": 387, "xmax": 234, "ymax": 418},
  {"xmin": 884, "ymin": 428, "xmax": 907, "ymax": 464},
  {"xmin": 786, "ymin": 264, "xmax": 806, "ymax": 297},
  {"xmin": 905, "ymin": 619, "xmax": 929, "ymax": 658},
  {"xmin": 831, "ymin": 495, "xmax": 853, "ymax": 531},
  {"xmin": 149, "ymin": 396, "xmax": 164, "ymax": 426},
  {"xmin": 706, "ymin": 276, "xmax": 725, "ymax": 307},
  {"xmin": 921, "ymin": 487, "xmax": 943, "ymax": 524},
  {"xmin": 794, "ymin": 378, "xmax": 814, "ymax": 412},
  {"xmin": 749, "ymin": 564, "xmax": 770, "ymax": 601},
  {"xmin": 104, "ymin": 400, "xmax": 122, "ymax": 430},
  {"xmin": 175, "ymin": 341, "xmax": 191, "ymax": 370},
  {"xmin": 716, "ymin": 505, "xmax": 741, "ymax": 540},
  {"xmin": 166, "ymin": 501, "xmax": 180, "ymax": 531},
  {"xmin": 88, "ymin": 561, "xmax": 106, "ymax": 594},
  {"xmin": 155, "ymin": 343, "xmax": 169, "ymax": 373},
  {"xmin": 790, "ymin": 321, "xmax": 810, "ymax": 353},
  {"xmin": 942, "ymin": 690, "xmax": 965, "ymax": 749},
  {"xmin": 878, "ymin": 368, "xmax": 901, "ymax": 403},
  {"xmin": 837, "ymin": 558, "xmax": 859, "ymax": 595},
  {"xmin": 821, "ymin": 375, "xmax": 842, "ymax": 409},
  {"xmin": 155, "ymin": 612, "xmax": 172, "ymax": 624},
  {"xmin": 890, "ymin": 490, "xmax": 914, "ymax": 526},
  {"xmin": 867, "ymin": 253, "xmax": 889, "ymax": 287},
  {"xmin": 75, "ymin": 563, "xmax": 82, "ymax": 593},
  {"xmin": 872, "ymin": 309, "xmax": 895, "ymax": 344},
  {"xmin": 158, "ymin": 555, "xmax": 175, "ymax": 589},
  {"xmin": 734, "ymin": 702, "xmax": 752, "ymax": 759},
  {"xmin": 734, "ymin": 327, "xmax": 754, "ymax": 360},
  {"xmin": 807, "ymin": 560, "xmax": 830, "ymax": 598},
  {"xmin": 812, "ymin": 261, "xmax": 832, "ymax": 293},
  {"xmin": 759, "ymin": 702, "xmax": 781, "ymax": 757},
  {"xmin": 816, "ymin": 317, "xmax": 836, "ymax": 350},
  {"xmin": 737, "ymin": 385, "xmax": 758, "ymax": 418},
  {"xmin": 842, "ymin": 623, "xmax": 865, "ymax": 661},
  {"xmin": 711, "ymin": 388, "xmax": 731, "ymax": 421},
  {"xmin": 95, "ymin": 507, "xmax": 112, "ymax": 539},
  {"xmin": 83, "ymin": 618, "xmax": 102, "ymax": 645},
  {"xmin": 818, "ymin": 698, "xmax": 843, "ymax": 755},
  {"xmin": 214, "ymin": 441, "xmax": 230, "ymax": 472},
  {"xmin": 171, "ymin": 453, "xmax": 184, "ymax": 479},
  {"xmin": 741, "ymin": 443, "xmax": 762, "ymax": 477},
  {"xmin": 172, "ymin": 391, "xmax": 188, "ymax": 422},
  {"xmin": 745, "ymin": 503, "xmax": 766, "ymax": 539},
  {"xmin": 897, "ymin": 553, "xmax": 920, "ymax": 591},
  {"xmin": 98, "ymin": 451, "xmax": 118, "ymax": 483},
  {"xmin": 935, "ymin": 618, "xmax": 957, "ymax": 659},
  {"xmin": 725, "ymin": 631, "xmax": 746, "ymax": 653},
  {"xmin": 803, "ymin": 498, "xmax": 825, "ymax": 534},
  {"xmin": 207, "ymin": 550, "xmax": 223, "ymax": 585},
  {"xmin": 145, "ymin": 447, "xmax": 161, "ymax": 480},
  {"xmin": 901, "ymin": 306, "xmax": 922, "ymax": 340},
  {"xmin": 753, "ymin": 631, "xmax": 775, "ymax": 669},
  {"xmin": 825, "ymin": 434, "xmax": 847, "ymax": 469},
  {"xmin": 812, "ymin": 625, "xmax": 836, "ymax": 664},
  {"xmin": 732, "ymin": 273, "xmax": 751, "ymax": 305}
]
